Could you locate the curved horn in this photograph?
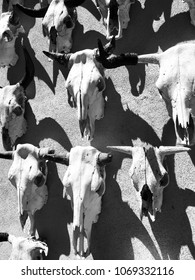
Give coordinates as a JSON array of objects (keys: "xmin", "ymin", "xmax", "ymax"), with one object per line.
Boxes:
[
  {"xmin": 43, "ymin": 51, "xmax": 71, "ymax": 65},
  {"xmin": 15, "ymin": 4, "xmax": 49, "ymax": 18},
  {"xmin": 65, "ymin": 0, "xmax": 86, "ymax": 8},
  {"xmin": 19, "ymin": 47, "xmax": 35, "ymax": 91},
  {"xmin": 0, "ymin": 151, "xmax": 13, "ymax": 159},
  {"xmin": 97, "ymin": 39, "xmax": 138, "ymax": 68},
  {"xmin": 158, "ymin": 146, "xmax": 190, "ymax": 156},
  {"xmin": 97, "ymin": 152, "xmax": 113, "ymax": 165},
  {"xmin": 107, "ymin": 146, "xmax": 134, "ymax": 155},
  {"xmin": 40, "ymin": 152, "xmax": 70, "ymax": 165},
  {"xmin": 138, "ymin": 53, "xmax": 161, "ymax": 64}
]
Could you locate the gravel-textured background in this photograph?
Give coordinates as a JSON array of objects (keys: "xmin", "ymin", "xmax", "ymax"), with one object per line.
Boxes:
[{"xmin": 0, "ymin": 0, "xmax": 195, "ymax": 260}]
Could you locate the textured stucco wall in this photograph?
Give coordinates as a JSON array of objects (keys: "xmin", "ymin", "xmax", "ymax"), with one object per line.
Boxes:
[{"xmin": 0, "ymin": 0, "xmax": 195, "ymax": 260}]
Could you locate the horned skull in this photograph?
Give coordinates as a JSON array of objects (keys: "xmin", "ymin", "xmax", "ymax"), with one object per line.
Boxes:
[
  {"xmin": 43, "ymin": 38, "xmax": 115, "ymax": 140},
  {"xmin": 108, "ymin": 145, "xmax": 189, "ymax": 221},
  {"xmin": 0, "ymin": 144, "xmax": 54, "ymax": 237},
  {"xmin": 41, "ymin": 146, "xmax": 112, "ymax": 258},
  {"xmin": 0, "ymin": 232, "xmax": 48, "ymax": 260},
  {"xmin": 95, "ymin": 0, "xmax": 135, "ymax": 39},
  {"xmin": 16, "ymin": 0, "xmax": 86, "ymax": 53},
  {"xmin": 97, "ymin": 40, "xmax": 195, "ymax": 146},
  {"xmin": 183, "ymin": 0, "xmax": 195, "ymax": 26},
  {"xmin": 0, "ymin": 47, "xmax": 34, "ymax": 150},
  {"xmin": 0, "ymin": 9, "xmax": 24, "ymax": 67}
]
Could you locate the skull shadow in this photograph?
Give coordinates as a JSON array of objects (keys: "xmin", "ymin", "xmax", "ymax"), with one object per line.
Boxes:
[
  {"xmin": 90, "ymin": 78, "xmax": 162, "ymax": 259},
  {"xmin": 111, "ymin": 0, "xmax": 173, "ymax": 97},
  {"xmin": 157, "ymin": 10, "xmax": 195, "ymax": 51},
  {"xmin": 149, "ymin": 119, "xmax": 195, "ymax": 259},
  {"xmin": 35, "ymin": 161, "xmax": 73, "ymax": 259},
  {"xmin": 16, "ymin": 103, "xmax": 73, "ymax": 259},
  {"xmin": 7, "ymin": 35, "xmax": 55, "ymax": 97}
]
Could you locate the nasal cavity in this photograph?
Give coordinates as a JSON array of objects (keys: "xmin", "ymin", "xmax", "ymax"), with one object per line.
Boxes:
[
  {"xmin": 176, "ymin": 114, "xmax": 194, "ymax": 144},
  {"xmin": 140, "ymin": 184, "xmax": 153, "ymax": 202},
  {"xmin": 49, "ymin": 27, "xmax": 57, "ymax": 44}
]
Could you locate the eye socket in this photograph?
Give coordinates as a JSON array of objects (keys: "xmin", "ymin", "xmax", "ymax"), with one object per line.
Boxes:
[
  {"xmin": 63, "ymin": 16, "xmax": 73, "ymax": 28},
  {"xmin": 34, "ymin": 173, "xmax": 45, "ymax": 187},
  {"xmin": 160, "ymin": 173, "xmax": 169, "ymax": 187},
  {"xmin": 97, "ymin": 78, "xmax": 105, "ymax": 92}
]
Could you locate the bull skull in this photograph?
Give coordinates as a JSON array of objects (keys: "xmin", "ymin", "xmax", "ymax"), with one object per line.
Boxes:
[
  {"xmin": 183, "ymin": 0, "xmax": 195, "ymax": 26},
  {"xmin": 43, "ymin": 37, "xmax": 115, "ymax": 140},
  {"xmin": 16, "ymin": 0, "xmax": 86, "ymax": 53},
  {"xmin": 41, "ymin": 146, "xmax": 112, "ymax": 258},
  {"xmin": 0, "ymin": 144, "xmax": 54, "ymax": 237},
  {"xmin": 95, "ymin": 0, "xmax": 135, "ymax": 39},
  {"xmin": 0, "ymin": 232, "xmax": 48, "ymax": 260},
  {"xmin": 108, "ymin": 145, "xmax": 189, "ymax": 221},
  {"xmin": 0, "ymin": 47, "xmax": 34, "ymax": 150},
  {"xmin": 97, "ymin": 40, "xmax": 195, "ymax": 146},
  {"xmin": 0, "ymin": 9, "xmax": 24, "ymax": 67}
]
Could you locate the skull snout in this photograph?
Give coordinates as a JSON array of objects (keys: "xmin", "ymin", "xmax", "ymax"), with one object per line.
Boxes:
[{"xmin": 175, "ymin": 114, "xmax": 194, "ymax": 146}]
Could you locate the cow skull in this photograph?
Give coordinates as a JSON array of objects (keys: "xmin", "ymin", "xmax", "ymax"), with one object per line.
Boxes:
[
  {"xmin": 0, "ymin": 144, "xmax": 54, "ymax": 237},
  {"xmin": 97, "ymin": 40, "xmax": 195, "ymax": 146},
  {"xmin": 43, "ymin": 38, "xmax": 115, "ymax": 140},
  {"xmin": 16, "ymin": 0, "xmax": 86, "ymax": 53},
  {"xmin": 183, "ymin": 0, "xmax": 195, "ymax": 26},
  {"xmin": 0, "ymin": 232, "xmax": 48, "ymax": 260},
  {"xmin": 0, "ymin": 47, "xmax": 34, "ymax": 150},
  {"xmin": 95, "ymin": 0, "xmax": 135, "ymax": 39},
  {"xmin": 0, "ymin": 9, "xmax": 24, "ymax": 67},
  {"xmin": 108, "ymin": 145, "xmax": 189, "ymax": 221},
  {"xmin": 41, "ymin": 146, "xmax": 112, "ymax": 258}
]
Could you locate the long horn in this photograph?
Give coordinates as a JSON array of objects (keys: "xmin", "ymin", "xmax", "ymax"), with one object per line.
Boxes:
[
  {"xmin": 19, "ymin": 47, "xmax": 35, "ymax": 90},
  {"xmin": 65, "ymin": 0, "xmax": 86, "ymax": 8},
  {"xmin": 43, "ymin": 51, "xmax": 71, "ymax": 66},
  {"xmin": 15, "ymin": 4, "xmax": 49, "ymax": 18},
  {"xmin": 107, "ymin": 146, "xmax": 134, "ymax": 155},
  {"xmin": 158, "ymin": 146, "xmax": 190, "ymax": 156},
  {"xmin": 97, "ymin": 39, "xmax": 138, "ymax": 68},
  {"xmin": 97, "ymin": 152, "xmax": 113, "ymax": 165},
  {"xmin": 0, "ymin": 151, "xmax": 13, "ymax": 159},
  {"xmin": 138, "ymin": 53, "xmax": 161, "ymax": 64},
  {"xmin": 40, "ymin": 153, "xmax": 70, "ymax": 165}
]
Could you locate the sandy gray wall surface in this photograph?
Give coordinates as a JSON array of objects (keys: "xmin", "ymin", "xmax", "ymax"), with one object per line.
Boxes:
[{"xmin": 0, "ymin": 0, "xmax": 195, "ymax": 260}]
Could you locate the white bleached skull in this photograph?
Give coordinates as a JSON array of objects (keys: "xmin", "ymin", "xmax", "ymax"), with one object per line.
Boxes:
[
  {"xmin": 43, "ymin": 38, "xmax": 115, "ymax": 140},
  {"xmin": 40, "ymin": 146, "xmax": 112, "ymax": 258},
  {"xmin": 108, "ymin": 145, "xmax": 189, "ymax": 221},
  {"xmin": 16, "ymin": 0, "xmax": 86, "ymax": 53},
  {"xmin": 0, "ymin": 144, "xmax": 54, "ymax": 237},
  {"xmin": 0, "ymin": 10, "xmax": 24, "ymax": 67},
  {"xmin": 0, "ymin": 47, "xmax": 34, "ymax": 150},
  {"xmin": 0, "ymin": 232, "xmax": 48, "ymax": 260},
  {"xmin": 97, "ymin": 40, "xmax": 195, "ymax": 146},
  {"xmin": 95, "ymin": 0, "xmax": 135, "ymax": 39}
]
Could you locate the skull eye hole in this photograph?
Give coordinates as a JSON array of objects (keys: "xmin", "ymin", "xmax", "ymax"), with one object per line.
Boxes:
[
  {"xmin": 97, "ymin": 78, "xmax": 105, "ymax": 92},
  {"xmin": 160, "ymin": 173, "xmax": 169, "ymax": 187},
  {"xmin": 63, "ymin": 17, "xmax": 73, "ymax": 28},
  {"xmin": 34, "ymin": 173, "xmax": 45, "ymax": 187}
]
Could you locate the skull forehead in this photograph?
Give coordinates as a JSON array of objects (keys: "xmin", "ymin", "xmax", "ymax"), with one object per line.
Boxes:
[
  {"xmin": 69, "ymin": 146, "xmax": 98, "ymax": 164},
  {"xmin": 1, "ymin": 84, "xmax": 24, "ymax": 101},
  {"xmin": 43, "ymin": 0, "xmax": 74, "ymax": 30},
  {"xmin": 14, "ymin": 143, "xmax": 39, "ymax": 159},
  {"xmin": 130, "ymin": 146, "xmax": 166, "ymax": 191},
  {"xmin": 156, "ymin": 43, "xmax": 195, "ymax": 93}
]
